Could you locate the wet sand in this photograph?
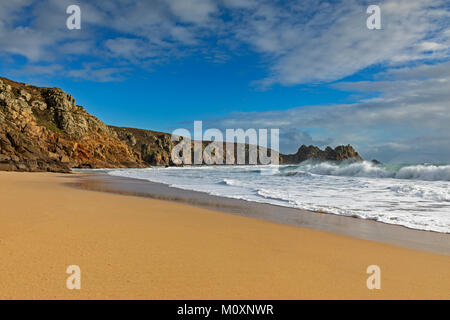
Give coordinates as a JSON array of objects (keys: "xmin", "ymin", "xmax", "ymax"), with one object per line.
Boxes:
[{"xmin": 0, "ymin": 171, "xmax": 449, "ymax": 299}]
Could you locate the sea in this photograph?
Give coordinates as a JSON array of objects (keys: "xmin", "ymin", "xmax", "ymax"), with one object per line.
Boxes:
[{"xmin": 105, "ymin": 161, "xmax": 450, "ymax": 233}]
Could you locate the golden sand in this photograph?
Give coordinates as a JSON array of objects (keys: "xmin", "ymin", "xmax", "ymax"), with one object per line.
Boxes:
[{"xmin": 0, "ymin": 172, "xmax": 449, "ymax": 299}]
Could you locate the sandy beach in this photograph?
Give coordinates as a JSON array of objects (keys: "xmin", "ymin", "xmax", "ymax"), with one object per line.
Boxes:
[{"xmin": 0, "ymin": 171, "xmax": 449, "ymax": 299}]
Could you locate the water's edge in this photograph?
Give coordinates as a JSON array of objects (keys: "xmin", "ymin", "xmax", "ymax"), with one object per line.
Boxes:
[
  {"xmin": 104, "ymin": 164, "xmax": 450, "ymax": 233},
  {"xmin": 66, "ymin": 173, "xmax": 450, "ymax": 255}
]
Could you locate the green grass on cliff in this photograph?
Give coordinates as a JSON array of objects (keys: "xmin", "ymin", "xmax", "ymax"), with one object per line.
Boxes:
[{"xmin": 35, "ymin": 114, "xmax": 64, "ymax": 134}]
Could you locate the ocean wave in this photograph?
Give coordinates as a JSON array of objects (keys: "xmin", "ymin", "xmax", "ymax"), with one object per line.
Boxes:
[
  {"xmin": 395, "ymin": 165, "xmax": 450, "ymax": 181},
  {"xmin": 279, "ymin": 161, "xmax": 450, "ymax": 181},
  {"xmin": 222, "ymin": 178, "xmax": 246, "ymax": 186},
  {"xmin": 389, "ymin": 184, "xmax": 450, "ymax": 202}
]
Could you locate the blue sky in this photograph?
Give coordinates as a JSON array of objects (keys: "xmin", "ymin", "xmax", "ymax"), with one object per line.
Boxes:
[{"xmin": 0, "ymin": 0, "xmax": 449, "ymax": 163}]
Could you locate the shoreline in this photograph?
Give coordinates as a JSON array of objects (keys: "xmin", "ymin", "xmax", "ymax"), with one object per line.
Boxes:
[
  {"xmin": 68, "ymin": 172, "xmax": 450, "ymax": 255},
  {"xmin": 1, "ymin": 171, "xmax": 449, "ymax": 299}
]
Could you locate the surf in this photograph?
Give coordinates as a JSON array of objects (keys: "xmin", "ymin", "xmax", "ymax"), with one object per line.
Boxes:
[{"xmin": 277, "ymin": 161, "xmax": 450, "ymax": 181}]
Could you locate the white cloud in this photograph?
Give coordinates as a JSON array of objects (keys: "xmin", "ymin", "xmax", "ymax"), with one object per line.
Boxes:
[
  {"xmin": 166, "ymin": 0, "xmax": 217, "ymax": 24},
  {"xmin": 66, "ymin": 63, "xmax": 130, "ymax": 82},
  {"xmin": 104, "ymin": 38, "xmax": 161, "ymax": 61},
  {"xmin": 419, "ymin": 41, "xmax": 447, "ymax": 52},
  {"xmin": 232, "ymin": 0, "xmax": 450, "ymax": 86}
]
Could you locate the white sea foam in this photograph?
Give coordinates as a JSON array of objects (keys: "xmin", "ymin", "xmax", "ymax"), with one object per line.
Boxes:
[
  {"xmin": 107, "ymin": 162, "xmax": 450, "ymax": 233},
  {"xmin": 278, "ymin": 161, "xmax": 450, "ymax": 181}
]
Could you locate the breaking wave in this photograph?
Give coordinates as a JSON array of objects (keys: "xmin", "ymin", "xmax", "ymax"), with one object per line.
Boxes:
[{"xmin": 278, "ymin": 161, "xmax": 450, "ymax": 181}]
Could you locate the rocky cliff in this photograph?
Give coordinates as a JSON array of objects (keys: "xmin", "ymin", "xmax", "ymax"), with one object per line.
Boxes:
[
  {"xmin": 111, "ymin": 126, "xmax": 174, "ymax": 166},
  {"xmin": 0, "ymin": 76, "xmax": 363, "ymax": 172},
  {"xmin": 0, "ymin": 77, "xmax": 145, "ymax": 172},
  {"xmin": 111, "ymin": 126, "xmax": 279, "ymax": 166}
]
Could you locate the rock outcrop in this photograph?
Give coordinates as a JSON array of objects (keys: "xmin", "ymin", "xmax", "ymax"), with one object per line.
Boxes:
[
  {"xmin": 111, "ymin": 126, "xmax": 174, "ymax": 166},
  {"xmin": 0, "ymin": 77, "xmax": 145, "ymax": 172},
  {"xmin": 281, "ymin": 145, "xmax": 363, "ymax": 164},
  {"xmin": 371, "ymin": 159, "xmax": 382, "ymax": 165}
]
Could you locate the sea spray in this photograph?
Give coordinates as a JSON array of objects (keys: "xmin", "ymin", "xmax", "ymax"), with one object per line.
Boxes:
[{"xmin": 277, "ymin": 161, "xmax": 450, "ymax": 181}]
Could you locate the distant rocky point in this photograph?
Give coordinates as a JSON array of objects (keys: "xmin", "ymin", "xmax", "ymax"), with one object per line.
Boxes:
[
  {"xmin": 281, "ymin": 144, "xmax": 363, "ymax": 164},
  {"xmin": 0, "ymin": 76, "xmax": 363, "ymax": 172}
]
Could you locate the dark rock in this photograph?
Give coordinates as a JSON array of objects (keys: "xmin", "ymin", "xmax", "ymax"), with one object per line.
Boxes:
[
  {"xmin": 281, "ymin": 144, "xmax": 363, "ymax": 164},
  {"xmin": 371, "ymin": 159, "xmax": 382, "ymax": 165}
]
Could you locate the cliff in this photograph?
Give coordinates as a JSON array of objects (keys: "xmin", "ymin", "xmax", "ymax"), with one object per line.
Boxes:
[
  {"xmin": 0, "ymin": 76, "xmax": 363, "ymax": 172},
  {"xmin": 111, "ymin": 126, "xmax": 279, "ymax": 166},
  {"xmin": 111, "ymin": 126, "xmax": 173, "ymax": 166},
  {"xmin": 0, "ymin": 77, "xmax": 145, "ymax": 172}
]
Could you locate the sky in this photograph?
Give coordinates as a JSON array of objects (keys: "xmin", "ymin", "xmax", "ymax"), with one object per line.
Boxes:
[{"xmin": 0, "ymin": 0, "xmax": 449, "ymax": 163}]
